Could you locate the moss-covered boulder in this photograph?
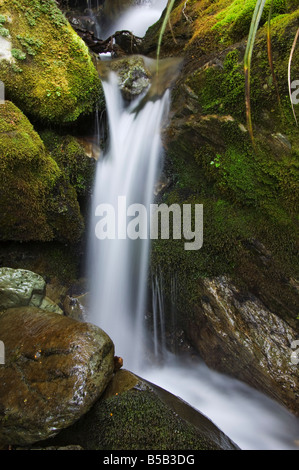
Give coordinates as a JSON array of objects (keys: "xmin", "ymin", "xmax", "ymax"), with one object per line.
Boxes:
[
  {"xmin": 0, "ymin": 101, "xmax": 84, "ymax": 242},
  {"xmin": 28, "ymin": 369, "xmax": 240, "ymax": 450},
  {"xmin": 0, "ymin": 0, "xmax": 102, "ymax": 125}
]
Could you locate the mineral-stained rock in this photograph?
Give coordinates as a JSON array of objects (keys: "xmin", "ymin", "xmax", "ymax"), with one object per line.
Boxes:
[
  {"xmin": 0, "ymin": 267, "xmax": 45, "ymax": 309},
  {"xmin": 186, "ymin": 276, "xmax": 299, "ymax": 415},
  {"xmin": 0, "ymin": 307, "xmax": 115, "ymax": 447}
]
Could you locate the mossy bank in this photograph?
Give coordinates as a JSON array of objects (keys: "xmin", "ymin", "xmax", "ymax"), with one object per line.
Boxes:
[
  {"xmin": 0, "ymin": 0, "xmax": 103, "ymax": 125},
  {"xmin": 144, "ymin": 0, "xmax": 299, "ymax": 410}
]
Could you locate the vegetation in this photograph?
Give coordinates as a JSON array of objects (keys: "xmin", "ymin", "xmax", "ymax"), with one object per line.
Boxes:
[
  {"xmin": 148, "ymin": 0, "xmax": 299, "ymax": 327},
  {"xmin": 0, "ymin": 0, "xmax": 103, "ymax": 125},
  {"xmin": 0, "ymin": 101, "xmax": 84, "ymax": 242}
]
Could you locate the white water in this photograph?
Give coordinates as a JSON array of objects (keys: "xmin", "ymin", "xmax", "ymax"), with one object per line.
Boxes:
[
  {"xmin": 141, "ymin": 355, "xmax": 299, "ymax": 450},
  {"xmin": 88, "ymin": 72, "xmax": 169, "ymax": 371},
  {"xmin": 102, "ymin": 0, "xmax": 168, "ymax": 39},
  {"xmin": 87, "ymin": 70, "xmax": 299, "ymax": 451},
  {"xmin": 87, "ymin": 1, "xmax": 299, "ymax": 452}
]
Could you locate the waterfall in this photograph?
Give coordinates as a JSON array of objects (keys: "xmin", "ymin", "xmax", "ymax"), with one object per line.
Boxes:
[
  {"xmin": 88, "ymin": 71, "xmax": 170, "ymax": 371},
  {"xmin": 100, "ymin": 0, "xmax": 168, "ymax": 39},
  {"xmin": 85, "ymin": 1, "xmax": 299, "ymax": 452},
  {"xmin": 151, "ymin": 268, "xmax": 179, "ymax": 360}
]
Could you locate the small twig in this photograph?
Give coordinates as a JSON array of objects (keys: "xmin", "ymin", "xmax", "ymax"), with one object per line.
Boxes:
[
  {"xmin": 168, "ymin": 16, "xmax": 178, "ymax": 45},
  {"xmin": 182, "ymin": 0, "xmax": 192, "ymax": 23}
]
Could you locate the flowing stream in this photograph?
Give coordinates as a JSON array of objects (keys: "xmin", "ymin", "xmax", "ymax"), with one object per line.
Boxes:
[{"xmin": 87, "ymin": 0, "xmax": 299, "ymax": 451}]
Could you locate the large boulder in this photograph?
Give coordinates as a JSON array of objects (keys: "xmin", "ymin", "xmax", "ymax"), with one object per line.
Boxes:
[
  {"xmin": 0, "ymin": 306, "xmax": 115, "ymax": 447},
  {"xmin": 0, "ymin": 101, "xmax": 84, "ymax": 242},
  {"xmin": 28, "ymin": 369, "xmax": 240, "ymax": 450},
  {"xmin": 0, "ymin": 0, "xmax": 102, "ymax": 125}
]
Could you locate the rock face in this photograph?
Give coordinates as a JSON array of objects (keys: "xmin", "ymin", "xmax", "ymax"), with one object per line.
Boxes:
[
  {"xmin": 144, "ymin": 0, "xmax": 299, "ymax": 414},
  {"xmin": 187, "ymin": 276, "xmax": 299, "ymax": 416},
  {"xmin": 0, "ymin": 307, "xmax": 115, "ymax": 447},
  {"xmin": 30, "ymin": 369, "xmax": 240, "ymax": 450}
]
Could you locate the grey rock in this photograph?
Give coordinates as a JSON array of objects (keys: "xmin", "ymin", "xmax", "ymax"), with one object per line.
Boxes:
[
  {"xmin": 0, "ymin": 267, "xmax": 62, "ymax": 314},
  {"xmin": 187, "ymin": 275, "xmax": 299, "ymax": 415}
]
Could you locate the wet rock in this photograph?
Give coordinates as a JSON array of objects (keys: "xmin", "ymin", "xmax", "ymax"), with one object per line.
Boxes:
[
  {"xmin": 63, "ymin": 292, "xmax": 89, "ymax": 322},
  {"xmin": 186, "ymin": 276, "xmax": 299, "ymax": 415},
  {"xmin": 0, "ymin": 307, "xmax": 115, "ymax": 447},
  {"xmin": 97, "ymin": 55, "xmax": 183, "ymax": 103},
  {"xmin": 97, "ymin": 55, "xmax": 151, "ymax": 100},
  {"xmin": 0, "ymin": 267, "xmax": 62, "ymax": 314},
  {"xmin": 31, "ymin": 369, "xmax": 240, "ymax": 450},
  {"xmin": 0, "ymin": 267, "xmax": 45, "ymax": 309}
]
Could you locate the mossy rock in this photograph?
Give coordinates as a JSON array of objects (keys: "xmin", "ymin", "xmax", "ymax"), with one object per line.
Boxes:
[
  {"xmin": 40, "ymin": 130, "xmax": 96, "ymax": 201},
  {"xmin": 143, "ymin": 0, "xmax": 297, "ymax": 59},
  {"xmin": 146, "ymin": 1, "xmax": 299, "ymax": 358},
  {"xmin": 28, "ymin": 370, "xmax": 240, "ymax": 450},
  {"xmin": 0, "ymin": 101, "xmax": 84, "ymax": 242},
  {"xmin": 0, "ymin": 0, "xmax": 103, "ymax": 125}
]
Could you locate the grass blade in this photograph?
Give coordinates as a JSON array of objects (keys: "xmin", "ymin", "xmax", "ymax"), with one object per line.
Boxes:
[
  {"xmin": 288, "ymin": 27, "xmax": 299, "ymax": 126},
  {"xmin": 244, "ymin": 0, "xmax": 267, "ymax": 144},
  {"xmin": 267, "ymin": 0, "xmax": 281, "ymax": 107},
  {"xmin": 156, "ymin": 0, "xmax": 176, "ymax": 74}
]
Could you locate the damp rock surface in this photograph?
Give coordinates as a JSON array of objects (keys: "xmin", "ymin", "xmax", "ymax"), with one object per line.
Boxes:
[
  {"xmin": 187, "ymin": 276, "xmax": 299, "ymax": 415},
  {"xmin": 32, "ymin": 369, "xmax": 240, "ymax": 450},
  {"xmin": 0, "ymin": 307, "xmax": 115, "ymax": 447}
]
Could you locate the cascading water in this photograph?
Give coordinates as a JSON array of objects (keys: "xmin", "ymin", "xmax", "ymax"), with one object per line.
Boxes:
[
  {"xmin": 102, "ymin": 0, "xmax": 168, "ymax": 39},
  {"xmin": 87, "ymin": 0, "xmax": 299, "ymax": 452},
  {"xmin": 88, "ymin": 71, "xmax": 170, "ymax": 371}
]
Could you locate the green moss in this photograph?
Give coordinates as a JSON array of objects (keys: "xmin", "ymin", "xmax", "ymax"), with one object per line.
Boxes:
[
  {"xmin": 151, "ymin": 111, "xmax": 298, "ymax": 321},
  {"xmin": 0, "ymin": 101, "xmax": 84, "ymax": 243},
  {"xmin": 212, "ymin": 0, "xmax": 288, "ymax": 44},
  {"xmin": 0, "ymin": 25, "xmax": 9, "ymax": 37},
  {"xmin": 11, "ymin": 48, "xmax": 26, "ymax": 60},
  {"xmin": 0, "ymin": 0, "xmax": 103, "ymax": 125},
  {"xmin": 16, "ymin": 35, "xmax": 43, "ymax": 56},
  {"xmin": 34, "ymin": 374, "xmax": 233, "ymax": 450},
  {"xmin": 40, "ymin": 130, "xmax": 95, "ymax": 199}
]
